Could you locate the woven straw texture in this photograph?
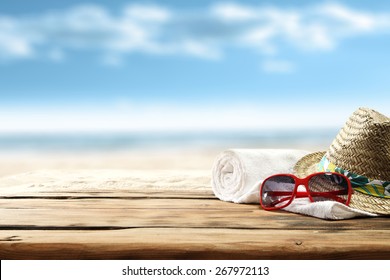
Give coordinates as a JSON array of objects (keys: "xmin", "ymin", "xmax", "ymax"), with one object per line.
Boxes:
[{"xmin": 294, "ymin": 108, "xmax": 390, "ymax": 215}]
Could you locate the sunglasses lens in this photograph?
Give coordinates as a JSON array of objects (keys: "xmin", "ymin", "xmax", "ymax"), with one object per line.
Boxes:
[
  {"xmin": 261, "ymin": 175, "xmax": 295, "ymax": 209},
  {"xmin": 308, "ymin": 173, "xmax": 349, "ymax": 204}
]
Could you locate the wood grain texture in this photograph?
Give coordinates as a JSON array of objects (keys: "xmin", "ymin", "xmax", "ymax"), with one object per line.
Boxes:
[
  {"xmin": 0, "ymin": 198, "xmax": 388, "ymax": 230},
  {"xmin": 0, "ymin": 170, "xmax": 389, "ymax": 259},
  {"xmin": 1, "ymin": 228, "xmax": 390, "ymax": 260}
]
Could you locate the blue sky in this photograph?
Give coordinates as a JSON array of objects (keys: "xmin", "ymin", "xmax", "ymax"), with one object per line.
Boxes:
[{"xmin": 1, "ymin": 0, "xmax": 390, "ymax": 132}]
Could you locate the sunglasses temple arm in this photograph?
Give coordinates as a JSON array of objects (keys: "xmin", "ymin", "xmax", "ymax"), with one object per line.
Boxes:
[
  {"xmin": 268, "ymin": 196, "xmax": 292, "ymax": 207},
  {"xmin": 269, "ymin": 190, "xmax": 345, "ymax": 197},
  {"xmin": 267, "ymin": 191, "xmax": 348, "ymax": 204},
  {"xmin": 297, "ymin": 191, "xmax": 348, "ymax": 203}
]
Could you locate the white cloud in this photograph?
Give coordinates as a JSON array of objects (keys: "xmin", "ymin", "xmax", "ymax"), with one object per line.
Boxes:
[
  {"xmin": 0, "ymin": 18, "xmax": 34, "ymax": 59},
  {"xmin": 213, "ymin": 2, "xmax": 390, "ymax": 54},
  {"xmin": 241, "ymin": 26, "xmax": 277, "ymax": 54},
  {"xmin": 0, "ymin": 2, "xmax": 389, "ymax": 64},
  {"xmin": 180, "ymin": 40, "xmax": 222, "ymax": 59},
  {"xmin": 124, "ymin": 4, "xmax": 171, "ymax": 22},
  {"xmin": 317, "ymin": 3, "xmax": 376, "ymax": 31},
  {"xmin": 62, "ymin": 5, "xmax": 112, "ymax": 31},
  {"xmin": 262, "ymin": 60, "xmax": 295, "ymax": 73},
  {"xmin": 211, "ymin": 3, "xmax": 258, "ymax": 21}
]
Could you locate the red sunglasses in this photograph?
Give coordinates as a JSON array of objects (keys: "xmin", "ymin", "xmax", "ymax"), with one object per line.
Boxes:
[{"xmin": 259, "ymin": 172, "xmax": 353, "ymax": 210}]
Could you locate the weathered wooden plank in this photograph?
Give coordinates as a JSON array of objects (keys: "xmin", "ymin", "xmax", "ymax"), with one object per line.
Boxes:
[
  {"xmin": 1, "ymin": 169, "xmax": 389, "ymax": 260},
  {"xmin": 1, "ymin": 198, "xmax": 389, "ymax": 230},
  {"xmin": 0, "ymin": 190, "xmax": 215, "ymax": 199},
  {"xmin": 1, "ymin": 228, "xmax": 389, "ymax": 259}
]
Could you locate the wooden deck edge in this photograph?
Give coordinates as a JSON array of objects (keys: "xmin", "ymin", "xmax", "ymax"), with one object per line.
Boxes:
[{"xmin": 1, "ymin": 228, "xmax": 389, "ymax": 260}]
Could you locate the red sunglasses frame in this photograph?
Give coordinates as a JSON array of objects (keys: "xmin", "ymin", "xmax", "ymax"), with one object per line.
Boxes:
[{"xmin": 259, "ymin": 172, "xmax": 353, "ymax": 210}]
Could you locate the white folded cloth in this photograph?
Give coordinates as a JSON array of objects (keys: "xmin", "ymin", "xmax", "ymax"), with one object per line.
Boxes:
[
  {"xmin": 284, "ymin": 198, "xmax": 377, "ymax": 219},
  {"xmin": 211, "ymin": 149, "xmax": 376, "ymax": 219},
  {"xmin": 211, "ymin": 149, "xmax": 309, "ymax": 203}
]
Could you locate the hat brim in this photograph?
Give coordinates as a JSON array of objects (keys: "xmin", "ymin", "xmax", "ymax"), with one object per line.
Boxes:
[
  {"xmin": 293, "ymin": 151, "xmax": 325, "ymax": 177},
  {"xmin": 294, "ymin": 151, "xmax": 390, "ymax": 215}
]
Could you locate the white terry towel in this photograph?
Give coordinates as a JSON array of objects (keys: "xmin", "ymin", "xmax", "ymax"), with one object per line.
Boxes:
[
  {"xmin": 284, "ymin": 198, "xmax": 377, "ymax": 219},
  {"xmin": 211, "ymin": 149, "xmax": 376, "ymax": 219},
  {"xmin": 211, "ymin": 149, "xmax": 309, "ymax": 203}
]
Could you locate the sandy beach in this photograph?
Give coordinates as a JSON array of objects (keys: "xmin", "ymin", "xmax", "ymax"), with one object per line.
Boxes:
[
  {"xmin": 0, "ymin": 149, "xmax": 220, "ymax": 178},
  {"xmin": 0, "ymin": 145, "xmax": 324, "ymax": 178},
  {"xmin": 0, "ymin": 145, "xmax": 319, "ymax": 199},
  {"xmin": 0, "ymin": 131, "xmax": 329, "ymax": 178}
]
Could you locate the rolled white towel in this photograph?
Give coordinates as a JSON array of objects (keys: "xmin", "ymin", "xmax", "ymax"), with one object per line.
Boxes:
[{"xmin": 211, "ymin": 149, "xmax": 310, "ymax": 203}]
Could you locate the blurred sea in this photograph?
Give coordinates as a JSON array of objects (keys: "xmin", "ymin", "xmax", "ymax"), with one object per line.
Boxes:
[{"xmin": 0, "ymin": 129, "xmax": 338, "ymax": 153}]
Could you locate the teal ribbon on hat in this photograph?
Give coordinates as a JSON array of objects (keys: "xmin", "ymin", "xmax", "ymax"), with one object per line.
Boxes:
[{"xmin": 316, "ymin": 155, "xmax": 390, "ymax": 198}]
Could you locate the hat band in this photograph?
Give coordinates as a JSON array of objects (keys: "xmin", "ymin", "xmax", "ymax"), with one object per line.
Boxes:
[{"xmin": 316, "ymin": 155, "xmax": 390, "ymax": 198}]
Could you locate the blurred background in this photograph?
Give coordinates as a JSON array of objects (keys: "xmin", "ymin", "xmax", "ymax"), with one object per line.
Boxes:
[{"xmin": 0, "ymin": 0, "xmax": 389, "ymax": 175}]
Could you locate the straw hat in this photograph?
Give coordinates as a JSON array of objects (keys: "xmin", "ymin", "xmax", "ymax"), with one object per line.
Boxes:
[{"xmin": 294, "ymin": 107, "xmax": 390, "ymax": 215}]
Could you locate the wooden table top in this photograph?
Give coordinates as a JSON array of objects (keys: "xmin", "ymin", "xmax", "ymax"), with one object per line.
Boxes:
[{"xmin": 1, "ymin": 170, "xmax": 389, "ymax": 260}]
